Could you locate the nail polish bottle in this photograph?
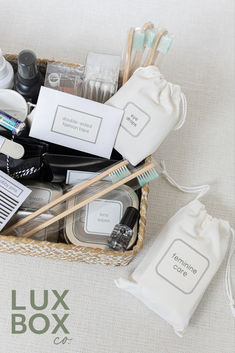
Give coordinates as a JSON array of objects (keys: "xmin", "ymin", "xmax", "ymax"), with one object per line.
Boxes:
[
  {"xmin": 108, "ymin": 206, "xmax": 139, "ymax": 251},
  {"xmin": 15, "ymin": 49, "xmax": 44, "ymax": 103}
]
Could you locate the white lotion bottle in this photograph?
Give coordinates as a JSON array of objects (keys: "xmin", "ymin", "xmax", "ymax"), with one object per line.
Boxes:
[{"xmin": 0, "ymin": 49, "xmax": 14, "ymax": 89}]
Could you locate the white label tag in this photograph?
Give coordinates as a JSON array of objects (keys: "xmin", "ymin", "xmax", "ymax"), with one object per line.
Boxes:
[
  {"xmin": 85, "ymin": 199, "xmax": 123, "ymax": 236},
  {"xmin": 0, "ymin": 171, "xmax": 31, "ymax": 231},
  {"xmin": 156, "ymin": 239, "xmax": 209, "ymax": 294},
  {"xmin": 52, "ymin": 105, "xmax": 102, "ymax": 144},
  {"xmin": 121, "ymin": 102, "xmax": 150, "ymax": 137},
  {"xmin": 66, "ymin": 170, "xmax": 111, "ymax": 185}
]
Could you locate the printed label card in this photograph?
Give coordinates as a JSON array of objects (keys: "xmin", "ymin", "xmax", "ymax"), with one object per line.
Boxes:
[
  {"xmin": 0, "ymin": 171, "xmax": 31, "ymax": 231},
  {"xmin": 30, "ymin": 87, "xmax": 124, "ymax": 159}
]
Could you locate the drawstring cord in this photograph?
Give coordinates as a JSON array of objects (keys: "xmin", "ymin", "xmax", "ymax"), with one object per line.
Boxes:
[
  {"xmin": 174, "ymin": 92, "xmax": 187, "ymax": 130},
  {"xmin": 225, "ymin": 228, "xmax": 235, "ymax": 316},
  {"xmin": 159, "ymin": 160, "xmax": 210, "ymax": 199}
]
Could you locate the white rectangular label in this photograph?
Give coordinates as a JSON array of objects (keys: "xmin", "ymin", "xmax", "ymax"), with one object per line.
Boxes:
[
  {"xmin": 156, "ymin": 239, "xmax": 209, "ymax": 294},
  {"xmin": 52, "ymin": 105, "xmax": 102, "ymax": 144},
  {"xmin": 122, "ymin": 102, "xmax": 150, "ymax": 137},
  {"xmin": 0, "ymin": 171, "xmax": 31, "ymax": 231},
  {"xmin": 66, "ymin": 170, "xmax": 110, "ymax": 185},
  {"xmin": 85, "ymin": 199, "xmax": 123, "ymax": 236}
]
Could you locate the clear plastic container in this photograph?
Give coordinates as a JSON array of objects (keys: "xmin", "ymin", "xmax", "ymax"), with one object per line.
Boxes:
[
  {"xmin": 45, "ymin": 62, "xmax": 84, "ymax": 96},
  {"xmin": 10, "ymin": 211, "xmax": 60, "ymax": 242},
  {"xmin": 64, "ymin": 183, "xmax": 139, "ymax": 249},
  {"xmin": 82, "ymin": 52, "xmax": 120, "ymax": 103},
  {"xmin": 9, "ymin": 182, "xmax": 63, "ymax": 242}
]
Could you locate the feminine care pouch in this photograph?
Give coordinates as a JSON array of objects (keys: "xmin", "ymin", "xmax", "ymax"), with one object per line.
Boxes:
[
  {"xmin": 106, "ymin": 66, "xmax": 187, "ymax": 166},
  {"xmin": 116, "ymin": 188, "xmax": 235, "ymax": 336}
]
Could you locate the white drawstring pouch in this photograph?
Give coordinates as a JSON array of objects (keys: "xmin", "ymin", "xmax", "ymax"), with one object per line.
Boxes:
[
  {"xmin": 115, "ymin": 169, "xmax": 234, "ymax": 336},
  {"xmin": 106, "ymin": 66, "xmax": 187, "ymax": 166}
]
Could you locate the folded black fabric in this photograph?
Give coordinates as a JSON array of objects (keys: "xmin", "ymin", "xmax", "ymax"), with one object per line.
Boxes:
[
  {"xmin": 0, "ymin": 132, "xmax": 49, "ymax": 180},
  {"xmin": 42, "ymin": 153, "xmax": 117, "ymax": 182},
  {"xmin": 0, "ymin": 132, "xmax": 121, "ymax": 181}
]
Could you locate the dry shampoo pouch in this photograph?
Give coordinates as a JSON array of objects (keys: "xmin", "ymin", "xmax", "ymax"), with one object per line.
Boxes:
[
  {"xmin": 116, "ymin": 197, "xmax": 235, "ymax": 336},
  {"xmin": 106, "ymin": 66, "xmax": 187, "ymax": 166}
]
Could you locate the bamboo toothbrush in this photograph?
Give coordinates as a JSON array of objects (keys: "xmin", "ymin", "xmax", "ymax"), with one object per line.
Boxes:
[
  {"xmin": 145, "ymin": 28, "xmax": 168, "ymax": 66},
  {"xmin": 19, "ymin": 161, "xmax": 158, "ymax": 239},
  {"xmin": 130, "ymin": 22, "xmax": 154, "ymax": 75},
  {"xmin": 151, "ymin": 33, "xmax": 173, "ymax": 67},
  {"xmin": 3, "ymin": 159, "xmax": 131, "ymax": 235},
  {"xmin": 122, "ymin": 27, "xmax": 135, "ymax": 85},
  {"xmin": 140, "ymin": 27, "xmax": 157, "ymax": 67}
]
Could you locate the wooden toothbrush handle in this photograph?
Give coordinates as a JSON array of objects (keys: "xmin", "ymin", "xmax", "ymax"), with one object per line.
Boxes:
[
  {"xmin": 122, "ymin": 27, "xmax": 135, "ymax": 85},
  {"xmin": 130, "ymin": 22, "xmax": 154, "ymax": 75}
]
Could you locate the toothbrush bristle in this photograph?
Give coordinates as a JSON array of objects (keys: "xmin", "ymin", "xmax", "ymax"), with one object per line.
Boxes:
[
  {"xmin": 144, "ymin": 29, "xmax": 157, "ymax": 48},
  {"xmin": 132, "ymin": 31, "xmax": 145, "ymax": 51},
  {"xmin": 137, "ymin": 168, "xmax": 158, "ymax": 187},
  {"xmin": 158, "ymin": 35, "xmax": 173, "ymax": 54},
  {"xmin": 109, "ymin": 165, "xmax": 131, "ymax": 184}
]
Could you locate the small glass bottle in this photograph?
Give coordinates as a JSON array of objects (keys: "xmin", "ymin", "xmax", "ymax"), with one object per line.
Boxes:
[{"xmin": 108, "ymin": 206, "xmax": 139, "ymax": 251}]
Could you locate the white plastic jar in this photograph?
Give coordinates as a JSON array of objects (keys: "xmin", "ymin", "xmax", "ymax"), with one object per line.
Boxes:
[{"xmin": 0, "ymin": 49, "xmax": 14, "ymax": 89}]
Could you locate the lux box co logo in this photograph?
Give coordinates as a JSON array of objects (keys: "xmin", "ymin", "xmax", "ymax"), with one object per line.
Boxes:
[{"xmin": 11, "ymin": 290, "xmax": 72, "ymax": 345}]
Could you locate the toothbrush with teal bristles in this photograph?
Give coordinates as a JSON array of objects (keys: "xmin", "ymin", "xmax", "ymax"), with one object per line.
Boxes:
[
  {"xmin": 130, "ymin": 22, "xmax": 154, "ymax": 75},
  {"xmin": 140, "ymin": 27, "xmax": 157, "ymax": 67},
  {"xmin": 150, "ymin": 33, "xmax": 174, "ymax": 67},
  {"xmin": 145, "ymin": 28, "xmax": 168, "ymax": 66}
]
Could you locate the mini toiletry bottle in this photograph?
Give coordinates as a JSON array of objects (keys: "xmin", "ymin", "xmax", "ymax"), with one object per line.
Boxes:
[
  {"xmin": 108, "ymin": 206, "xmax": 139, "ymax": 251},
  {"xmin": 15, "ymin": 50, "xmax": 44, "ymax": 103},
  {"xmin": 0, "ymin": 49, "xmax": 14, "ymax": 89}
]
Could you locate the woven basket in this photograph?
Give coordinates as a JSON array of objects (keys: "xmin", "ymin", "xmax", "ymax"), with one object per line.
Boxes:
[{"xmin": 0, "ymin": 55, "xmax": 149, "ymax": 266}]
